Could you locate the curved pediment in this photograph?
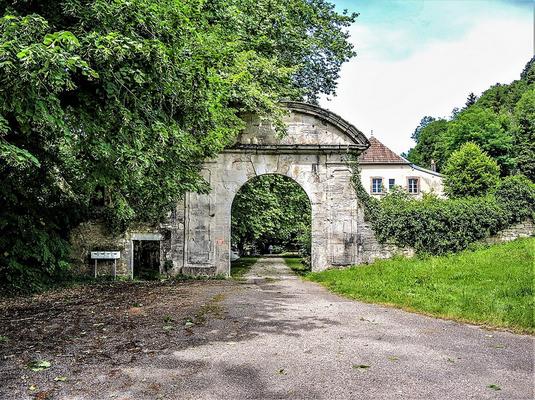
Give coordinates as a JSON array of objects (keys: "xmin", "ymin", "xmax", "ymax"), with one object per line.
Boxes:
[{"xmin": 231, "ymin": 102, "xmax": 369, "ymax": 154}]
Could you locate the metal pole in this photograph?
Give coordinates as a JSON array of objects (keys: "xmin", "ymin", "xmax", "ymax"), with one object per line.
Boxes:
[
  {"xmin": 94, "ymin": 259, "xmax": 97, "ymax": 279},
  {"xmin": 113, "ymin": 259, "xmax": 117, "ymax": 280}
]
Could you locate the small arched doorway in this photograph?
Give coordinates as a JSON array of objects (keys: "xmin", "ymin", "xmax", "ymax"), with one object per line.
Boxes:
[{"xmin": 230, "ymin": 174, "xmax": 312, "ymax": 270}]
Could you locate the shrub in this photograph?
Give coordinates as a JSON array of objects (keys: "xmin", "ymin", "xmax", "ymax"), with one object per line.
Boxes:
[
  {"xmin": 443, "ymin": 142, "xmax": 500, "ymax": 198},
  {"xmin": 0, "ymin": 214, "xmax": 71, "ymax": 295},
  {"xmin": 494, "ymin": 175, "xmax": 535, "ymax": 224},
  {"xmin": 372, "ymin": 192, "xmax": 506, "ymax": 254}
]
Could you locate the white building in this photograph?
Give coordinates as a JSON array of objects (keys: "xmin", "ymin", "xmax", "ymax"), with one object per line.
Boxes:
[{"xmin": 359, "ymin": 136, "xmax": 444, "ymax": 197}]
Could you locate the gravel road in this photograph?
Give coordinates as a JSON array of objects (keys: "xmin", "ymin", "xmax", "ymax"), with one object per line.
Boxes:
[{"xmin": 1, "ymin": 257, "xmax": 532, "ymax": 399}]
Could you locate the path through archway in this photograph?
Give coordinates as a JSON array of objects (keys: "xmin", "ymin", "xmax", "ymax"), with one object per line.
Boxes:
[{"xmin": 230, "ymin": 174, "xmax": 311, "ymax": 274}]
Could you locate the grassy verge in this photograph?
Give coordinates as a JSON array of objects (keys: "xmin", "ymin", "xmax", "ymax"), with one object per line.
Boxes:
[
  {"xmin": 284, "ymin": 257, "xmax": 310, "ymax": 275},
  {"xmin": 307, "ymin": 238, "xmax": 534, "ymax": 334},
  {"xmin": 279, "ymin": 252, "xmax": 300, "ymax": 258},
  {"xmin": 230, "ymin": 257, "xmax": 258, "ymax": 279}
]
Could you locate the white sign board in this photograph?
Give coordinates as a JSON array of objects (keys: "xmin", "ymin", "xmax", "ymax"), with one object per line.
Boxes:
[{"xmin": 91, "ymin": 251, "xmax": 120, "ymax": 260}]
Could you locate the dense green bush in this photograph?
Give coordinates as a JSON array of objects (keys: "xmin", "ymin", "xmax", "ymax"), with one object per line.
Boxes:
[
  {"xmin": 443, "ymin": 142, "xmax": 500, "ymax": 198},
  {"xmin": 494, "ymin": 175, "xmax": 535, "ymax": 224},
  {"xmin": 0, "ymin": 214, "xmax": 71, "ymax": 295},
  {"xmin": 353, "ymin": 168, "xmax": 534, "ymax": 255},
  {"xmin": 373, "ymin": 190, "xmax": 506, "ymax": 254}
]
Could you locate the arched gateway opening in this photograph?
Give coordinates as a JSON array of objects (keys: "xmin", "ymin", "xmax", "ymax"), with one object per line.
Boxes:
[
  {"xmin": 174, "ymin": 102, "xmax": 370, "ymax": 277},
  {"xmin": 230, "ymin": 174, "xmax": 312, "ymax": 260}
]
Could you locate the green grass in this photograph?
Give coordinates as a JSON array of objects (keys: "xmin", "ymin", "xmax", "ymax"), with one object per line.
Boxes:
[
  {"xmin": 284, "ymin": 257, "xmax": 310, "ymax": 275},
  {"xmin": 230, "ymin": 257, "xmax": 258, "ymax": 279},
  {"xmin": 307, "ymin": 238, "xmax": 535, "ymax": 333},
  {"xmin": 279, "ymin": 252, "xmax": 300, "ymax": 258}
]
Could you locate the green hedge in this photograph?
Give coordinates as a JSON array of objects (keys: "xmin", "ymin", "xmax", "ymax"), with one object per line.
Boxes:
[
  {"xmin": 494, "ymin": 175, "xmax": 535, "ymax": 224},
  {"xmin": 353, "ymin": 170, "xmax": 535, "ymax": 255}
]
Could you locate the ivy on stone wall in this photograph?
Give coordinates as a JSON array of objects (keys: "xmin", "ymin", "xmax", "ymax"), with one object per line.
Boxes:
[
  {"xmin": 348, "ymin": 156, "xmax": 379, "ymax": 222},
  {"xmin": 350, "ymin": 163, "xmax": 535, "ymax": 255}
]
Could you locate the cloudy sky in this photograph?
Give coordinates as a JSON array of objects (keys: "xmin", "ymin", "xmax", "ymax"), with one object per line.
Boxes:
[{"xmin": 321, "ymin": 0, "xmax": 533, "ymax": 153}]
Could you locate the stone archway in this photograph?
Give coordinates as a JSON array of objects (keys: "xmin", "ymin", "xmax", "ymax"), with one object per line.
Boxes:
[
  {"xmin": 168, "ymin": 102, "xmax": 369, "ymax": 276},
  {"xmin": 230, "ymin": 173, "xmax": 312, "ymax": 256}
]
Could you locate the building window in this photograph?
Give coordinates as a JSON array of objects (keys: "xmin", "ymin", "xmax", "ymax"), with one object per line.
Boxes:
[
  {"xmin": 408, "ymin": 177, "xmax": 419, "ymax": 194},
  {"xmin": 371, "ymin": 177, "xmax": 383, "ymax": 194},
  {"xmin": 388, "ymin": 179, "xmax": 396, "ymax": 190}
]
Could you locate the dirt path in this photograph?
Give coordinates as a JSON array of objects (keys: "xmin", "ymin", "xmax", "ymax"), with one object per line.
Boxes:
[{"xmin": 1, "ymin": 258, "xmax": 533, "ymax": 399}]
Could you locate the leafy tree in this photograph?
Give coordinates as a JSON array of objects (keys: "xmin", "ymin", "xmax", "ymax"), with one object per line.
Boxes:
[
  {"xmin": 520, "ymin": 55, "xmax": 535, "ymax": 84},
  {"xmin": 443, "ymin": 142, "xmax": 500, "ymax": 198},
  {"xmin": 0, "ymin": 0, "xmax": 356, "ymax": 291},
  {"xmin": 511, "ymin": 89, "xmax": 535, "ymax": 180},
  {"xmin": 450, "ymin": 107, "xmax": 461, "ymax": 119},
  {"xmin": 444, "ymin": 107, "xmax": 513, "ymax": 174},
  {"xmin": 231, "ymin": 174, "xmax": 311, "ymax": 255},
  {"xmin": 406, "ymin": 119, "xmax": 448, "ymax": 171},
  {"xmin": 476, "ymin": 57, "xmax": 533, "ymax": 115},
  {"xmin": 406, "ymin": 57, "xmax": 534, "ymax": 174},
  {"xmin": 217, "ymin": 0, "xmax": 358, "ymax": 103},
  {"xmin": 411, "ymin": 116, "xmax": 435, "ymax": 142},
  {"xmin": 464, "ymin": 92, "xmax": 478, "ymax": 108},
  {"xmin": 476, "ymin": 80, "xmax": 530, "ymax": 114}
]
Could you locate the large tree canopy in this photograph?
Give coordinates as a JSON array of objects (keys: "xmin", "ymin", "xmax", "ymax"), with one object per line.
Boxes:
[
  {"xmin": 0, "ymin": 0, "xmax": 356, "ymax": 291},
  {"xmin": 512, "ymin": 89, "xmax": 535, "ymax": 180},
  {"xmin": 405, "ymin": 119, "xmax": 448, "ymax": 171},
  {"xmin": 406, "ymin": 56, "xmax": 535, "ymax": 178},
  {"xmin": 444, "ymin": 107, "xmax": 513, "ymax": 174}
]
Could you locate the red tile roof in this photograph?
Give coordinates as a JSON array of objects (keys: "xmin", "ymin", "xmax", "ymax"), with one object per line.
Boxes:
[{"xmin": 358, "ymin": 136, "xmax": 409, "ymax": 164}]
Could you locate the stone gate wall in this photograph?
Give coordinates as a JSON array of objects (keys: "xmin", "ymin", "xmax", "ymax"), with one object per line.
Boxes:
[
  {"xmin": 69, "ymin": 102, "xmax": 370, "ymax": 277},
  {"xmin": 69, "ymin": 215, "xmax": 533, "ymax": 277},
  {"xmin": 67, "ymin": 101, "xmax": 534, "ymax": 278}
]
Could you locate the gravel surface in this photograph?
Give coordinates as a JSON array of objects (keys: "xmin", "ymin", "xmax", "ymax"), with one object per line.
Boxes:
[{"xmin": 1, "ymin": 257, "xmax": 533, "ymax": 399}]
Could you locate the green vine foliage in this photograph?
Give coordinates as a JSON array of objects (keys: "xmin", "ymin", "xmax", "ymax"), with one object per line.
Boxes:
[
  {"xmin": 349, "ymin": 156, "xmax": 379, "ymax": 222},
  {"xmin": 494, "ymin": 175, "xmax": 535, "ymax": 224},
  {"xmin": 351, "ymin": 165, "xmax": 534, "ymax": 255}
]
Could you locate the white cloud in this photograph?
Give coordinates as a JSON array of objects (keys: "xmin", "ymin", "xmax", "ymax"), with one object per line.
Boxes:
[{"xmin": 321, "ymin": 16, "xmax": 533, "ymax": 154}]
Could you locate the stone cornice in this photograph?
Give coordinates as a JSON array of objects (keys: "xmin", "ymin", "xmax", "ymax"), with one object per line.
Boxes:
[{"xmin": 224, "ymin": 144, "xmax": 367, "ymax": 155}]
